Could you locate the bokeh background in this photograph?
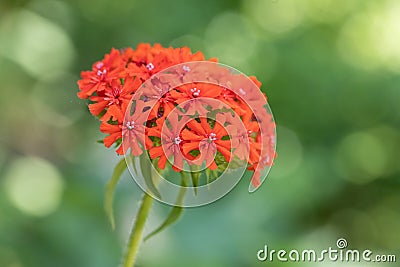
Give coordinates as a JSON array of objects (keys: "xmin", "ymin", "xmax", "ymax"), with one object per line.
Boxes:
[{"xmin": 0, "ymin": 0, "xmax": 399, "ymax": 266}]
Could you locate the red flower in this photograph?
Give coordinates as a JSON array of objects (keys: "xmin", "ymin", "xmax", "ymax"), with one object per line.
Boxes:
[
  {"xmin": 140, "ymin": 77, "xmax": 177, "ymax": 120},
  {"xmin": 170, "ymin": 83, "xmax": 223, "ymax": 115},
  {"xmin": 166, "ymin": 46, "xmax": 206, "ymax": 63},
  {"xmin": 181, "ymin": 118, "xmax": 231, "ymax": 170},
  {"xmin": 122, "ymin": 43, "xmax": 165, "ymax": 64},
  {"xmin": 88, "ymin": 76, "xmax": 141, "ymax": 120},
  {"xmin": 227, "ymin": 112, "xmax": 261, "ymax": 165},
  {"xmin": 100, "ymin": 101, "xmax": 151, "ymax": 156},
  {"xmin": 148, "ymin": 112, "xmax": 186, "ymax": 171},
  {"xmin": 217, "ymin": 88, "xmax": 246, "ymax": 116},
  {"xmin": 123, "ymin": 44, "xmax": 207, "ymax": 81},
  {"xmin": 148, "ymin": 92, "xmax": 176, "ymax": 120},
  {"xmin": 77, "ymin": 48, "xmax": 125, "ymax": 99}
]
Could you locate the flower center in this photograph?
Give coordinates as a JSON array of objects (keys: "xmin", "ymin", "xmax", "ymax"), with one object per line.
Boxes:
[
  {"xmin": 174, "ymin": 136, "xmax": 182, "ymax": 145},
  {"xmin": 126, "ymin": 121, "xmax": 135, "ymax": 130},
  {"xmin": 146, "ymin": 63, "xmax": 155, "ymax": 71},
  {"xmin": 104, "ymin": 87, "xmax": 122, "ymax": 105},
  {"xmin": 190, "ymin": 87, "xmax": 201, "ymax": 97},
  {"xmin": 208, "ymin": 132, "xmax": 217, "ymax": 142},
  {"xmin": 112, "ymin": 86, "xmax": 122, "ymax": 97},
  {"xmin": 97, "ymin": 69, "xmax": 107, "ymax": 77}
]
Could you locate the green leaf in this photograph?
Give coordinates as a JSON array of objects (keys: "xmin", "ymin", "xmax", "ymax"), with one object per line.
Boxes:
[
  {"xmin": 105, "ymin": 158, "xmax": 127, "ymax": 231},
  {"xmin": 144, "ymin": 206, "xmax": 183, "ymax": 241},
  {"xmin": 139, "ymin": 152, "xmax": 162, "ymax": 199},
  {"xmin": 212, "ymin": 169, "xmax": 219, "ymax": 181},
  {"xmin": 205, "ymin": 168, "xmax": 220, "ymax": 187},
  {"xmin": 205, "ymin": 168, "xmax": 213, "ymax": 190},
  {"xmin": 144, "ymin": 173, "xmax": 187, "ymax": 241}
]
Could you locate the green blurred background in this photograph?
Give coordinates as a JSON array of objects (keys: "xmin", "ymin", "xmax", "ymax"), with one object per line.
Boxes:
[{"xmin": 0, "ymin": 0, "xmax": 399, "ymax": 266}]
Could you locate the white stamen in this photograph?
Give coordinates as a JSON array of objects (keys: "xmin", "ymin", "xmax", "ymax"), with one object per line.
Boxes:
[
  {"xmin": 97, "ymin": 69, "xmax": 107, "ymax": 76},
  {"xmin": 190, "ymin": 87, "xmax": 201, "ymax": 97},
  {"xmin": 126, "ymin": 121, "xmax": 135, "ymax": 130},
  {"xmin": 208, "ymin": 132, "xmax": 217, "ymax": 141},
  {"xmin": 174, "ymin": 136, "xmax": 182, "ymax": 145},
  {"xmin": 239, "ymin": 88, "xmax": 246, "ymax": 96},
  {"xmin": 146, "ymin": 63, "xmax": 155, "ymax": 71},
  {"xmin": 183, "ymin": 65, "xmax": 190, "ymax": 72}
]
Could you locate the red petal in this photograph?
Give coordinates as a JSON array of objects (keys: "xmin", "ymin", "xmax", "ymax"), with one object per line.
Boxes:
[{"xmin": 182, "ymin": 141, "xmax": 200, "ymax": 155}]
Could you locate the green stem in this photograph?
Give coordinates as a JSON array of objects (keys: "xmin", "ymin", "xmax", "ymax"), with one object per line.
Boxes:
[{"xmin": 122, "ymin": 192, "xmax": 153, "ymax": 267}]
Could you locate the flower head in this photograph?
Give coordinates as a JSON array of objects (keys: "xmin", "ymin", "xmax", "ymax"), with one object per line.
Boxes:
[{"xmin": 77, "ymin": 44, "xmax": 276, "ymax": 191}]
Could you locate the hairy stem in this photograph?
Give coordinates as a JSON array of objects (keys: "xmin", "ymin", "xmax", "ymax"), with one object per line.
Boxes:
[{"xmin": 122, "ymin": 192, "xmax": 153, "ymax": 267}]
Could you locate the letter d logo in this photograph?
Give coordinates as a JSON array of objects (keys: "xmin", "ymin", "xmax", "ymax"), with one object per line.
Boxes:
[{"xmin": 257, "ymin": 245, "xmax": 268, "ymax": 261}]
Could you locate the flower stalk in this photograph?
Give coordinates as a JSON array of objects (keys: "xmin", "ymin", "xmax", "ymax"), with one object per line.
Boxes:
[{"xmin": 122, "ymin": 192, "xmax": 153, "ymax": 267}]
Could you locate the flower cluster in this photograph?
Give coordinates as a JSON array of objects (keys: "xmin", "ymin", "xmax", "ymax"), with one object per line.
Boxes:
[{"xmin": 77, "ymin": 43, "xmax": 275, "ymax": 187}]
